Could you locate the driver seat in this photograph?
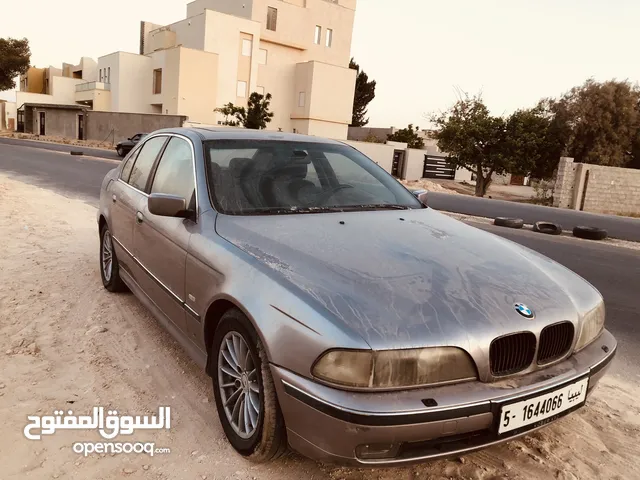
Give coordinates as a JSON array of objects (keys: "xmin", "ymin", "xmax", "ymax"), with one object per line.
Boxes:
[{"xmin": 263, "ymin": 163, "xmax": 319, "ymax": 207}]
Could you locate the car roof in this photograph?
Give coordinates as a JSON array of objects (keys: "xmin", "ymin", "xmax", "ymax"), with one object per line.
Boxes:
[{"xmin": 149, "ymin": 127, "xmax": 345, "ymax": 145}]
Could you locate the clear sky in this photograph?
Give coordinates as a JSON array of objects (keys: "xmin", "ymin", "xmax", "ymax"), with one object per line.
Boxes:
[{"xmin": 2, "ymin": 0, "xmax": 639, "ymax": 128}]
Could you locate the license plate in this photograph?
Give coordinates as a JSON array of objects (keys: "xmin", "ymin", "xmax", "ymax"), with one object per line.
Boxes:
[{"xmin": 498, "ymin": 376, "xmax": 589, "ymax": 434}]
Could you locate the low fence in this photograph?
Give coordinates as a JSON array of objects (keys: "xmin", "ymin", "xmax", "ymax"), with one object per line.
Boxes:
[{"xmin": 553, "ymin": 157, "xmax": 640, "ymax": 216}]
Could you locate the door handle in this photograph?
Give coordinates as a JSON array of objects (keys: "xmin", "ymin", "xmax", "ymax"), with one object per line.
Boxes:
[
  {"xmin": 112, "ymin": 194, "xmax": 117, "ymax": 203},
  {"xmin": 136, "ymin": 212, "xmax": 144, "ymax": 224}
]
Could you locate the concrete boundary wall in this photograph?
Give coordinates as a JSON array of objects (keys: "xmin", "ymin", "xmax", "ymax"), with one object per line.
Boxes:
[
  {"xmin": 553, "ymin": 157, "xmax": 640, "ymax": 215},
  {"xmin": 85, "ymin": 111, "xmax": 187, "ymax": 144}
]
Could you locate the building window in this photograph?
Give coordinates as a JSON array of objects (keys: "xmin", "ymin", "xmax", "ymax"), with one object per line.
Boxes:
[
  {"xmin": 99, "ymin": 69, "xmax": 103, "ymax": 82},
  {"xmin": 237, "ymin": 80, "xmax": 247, "ymax": 98},
  {"xmin": 326, "ymin": 28, "xmax": 333, "ymax": 47},
  {"xmin": 314, "ymin": 26, "xmax": 322, "ymax": 45},
  {"xmin": 257, "ymin": 86, "xmax": 265, "ymax": 95},
  {"xmin": 107, "ymin": 67, "xmax": 111, "ymax": 84},
  {"xmin": 153, "ymin": 69, "xmax": 162, "ymax": 94},
  {"xmin": 267, "ymin": 7, "xmax": 277, "ymax": 31},
  {"xmin": 258, "ymin": 48, "xmax": 268, "ymax": 65},
  {"xmin": 298, "ymin": 92, "xmax": 305, "ymax": 107},
  {"xmin": 242, "ymin": 39, "xmax": 252, "ymax": 57}
]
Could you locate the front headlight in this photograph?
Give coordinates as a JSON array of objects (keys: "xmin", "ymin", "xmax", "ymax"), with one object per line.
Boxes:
[
  {"xmin": 312, "ymin": 347, "xmax": 477, "ymax": 389},
  {"xmin": 575, "ymin": 301, "xmax": 605, "ymax": 352}
]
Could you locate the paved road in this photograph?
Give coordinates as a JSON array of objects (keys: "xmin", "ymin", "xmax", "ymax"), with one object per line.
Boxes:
[
  {"xmin": 429, "ymin": 192, "xmax": 640, "ymax": 242},
  {"xmin": 0, "ymin": 141, "xmax": 117, "ymax": 204},
  {"xmin": 0, "ymin": 142, "xmax": 638, "ymax": 378},
  {"xmin": 0, "ymin": 136, "xmax": 121, "ymax": 161}
]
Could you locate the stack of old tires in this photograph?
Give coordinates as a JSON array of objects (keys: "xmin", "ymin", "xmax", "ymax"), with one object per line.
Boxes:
[{"xmin": 493, "ymin": 217, "xmax": 608, "ymax": 240}]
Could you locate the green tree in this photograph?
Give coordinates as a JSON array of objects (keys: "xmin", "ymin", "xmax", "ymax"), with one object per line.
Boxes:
[
  {"xmin": 549, "ymin": 79, "xmax": 640, "ymax": 167},
  {"xmin": 349, "ymin": 58, "xmax": 376, "ymax": 127},
  {"xmin": 245, "ymin": 92, "xmax": 274, "ymax": 129},
  {"xmin": 214, "ymin": 102, "xmax": 243, "ymax": 126},
  {"xmin": 431, "ymin": 95, "xmax": 507, "ymax": 197},
  {"xmin": 363, "ymin": 132, "xmax": 384, "ymax": 143},
  {"xmin": 502, "ymin": 106, "xmax": 563, "ymax": 180},
  {"xmin": 0, "ymin": 37, "xmax": 31, "ymax": 91},
  {"xmin": 387, "ymin": 124, "xmax": 425, "ymax": 149},
  {"xmin": 214, "ymin": 92, "xmax": 274, "ymax": 129}
]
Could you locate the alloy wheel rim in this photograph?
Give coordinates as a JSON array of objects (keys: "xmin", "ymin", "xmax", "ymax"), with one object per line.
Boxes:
[
  {"xmin": 218, "ymin": 331, "xmax": 261, "ymax": 439},
  {"xmin": 102, "ymin": 231, "xmax": 113, "ymax": 282}
]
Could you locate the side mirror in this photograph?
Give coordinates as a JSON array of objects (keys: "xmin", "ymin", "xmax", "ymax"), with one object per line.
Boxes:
[
  {"xmin": 127, "ymin": 137, "xmax": 132, "ymax": 141},
  {"xmin": 411, "ymin": 189, "xmax": 428, "ymax": 206},
  {"xmin": 148, "ymin": 193, "xmax": 188, "ymax": 218}
]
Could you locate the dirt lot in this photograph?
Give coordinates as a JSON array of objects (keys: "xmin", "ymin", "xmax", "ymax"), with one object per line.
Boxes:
[
  {"xmin": 0, "ymin": 132, "xmax": 115, "ymax": 151},
  {"xmin": 1, "ymin": 173, "xmax": 640, "ymax": 480},
  {"xmin": 400, "ymin": 179, "xmax": 458, "ymax": 194}
]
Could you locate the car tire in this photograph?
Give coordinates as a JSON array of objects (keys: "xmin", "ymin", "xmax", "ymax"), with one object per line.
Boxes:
[
  {"xmin": 99, "ymin": 225, "xmax": 127, "ymax": 292},
  {"xmin": 116, "ymin": 146, "xmax": 125, "ymax": 157},
  {"xmin": 494, "ymin": 217, "xmax": 524, "ymax": 229},
  {"xmin": 211, "ymin": 308, "xmax": 287, "ymax": 462},
  {"xmin": 572, "ymin": 226, "xmax": 608, "ymax": 241},
  {"xmin": 532, "ymin": 221, "xmax": 563, "ymax": 235}
]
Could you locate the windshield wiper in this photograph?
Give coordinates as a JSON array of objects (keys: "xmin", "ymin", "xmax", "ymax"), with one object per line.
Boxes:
[
  {"xmin": 240, "ymin": 204, "xmax": 413, "ymax": 215},
  {"xmin": 341, "ymin": 204, "xmax": 412, "ymax": 211}
]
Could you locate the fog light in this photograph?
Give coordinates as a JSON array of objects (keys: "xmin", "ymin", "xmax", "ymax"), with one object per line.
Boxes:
[{"xmin": 355, "ymin": 443, "xmax": 400, "ymax": 460}]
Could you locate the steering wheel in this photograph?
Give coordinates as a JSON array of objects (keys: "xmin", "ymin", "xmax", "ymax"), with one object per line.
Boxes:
[{"xmin": 316, "ymin": 184, "xmax": 354, "ymax": 205}]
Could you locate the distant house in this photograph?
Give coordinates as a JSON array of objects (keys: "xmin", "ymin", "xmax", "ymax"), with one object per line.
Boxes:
[
  {"xmin": 12, "ymin": 0, "xmax": 359, "ymax": 139},
  {"xmin": 348, "ymin": 125, "xmax": 441, "ymax": 151}
]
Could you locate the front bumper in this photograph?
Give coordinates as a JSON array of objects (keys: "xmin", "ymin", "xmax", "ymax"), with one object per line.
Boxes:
[{"xmin": 271, "ymin": 329, "xmax": 616, "ymax": 466}]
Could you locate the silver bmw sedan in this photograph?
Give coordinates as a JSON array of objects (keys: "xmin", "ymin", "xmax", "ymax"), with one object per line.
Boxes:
[{"xmin": 97, "ymin": 127, "xmax": 616, "ymax": 466}]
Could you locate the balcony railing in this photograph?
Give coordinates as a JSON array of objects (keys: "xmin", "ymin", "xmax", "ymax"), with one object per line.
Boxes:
[{"xmin": 75, "ymin": 81, "xmax": 111, "ymax": 92}]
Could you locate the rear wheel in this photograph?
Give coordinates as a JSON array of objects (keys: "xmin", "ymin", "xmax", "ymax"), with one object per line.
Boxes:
[
  {"xmin": 211, "ymin": 309, "xmax": 287, "ymax": 462},
  {"xmin": 100, "ymin": 225, "xmax": 126, "ymax": 292},
  {"xmin": 116, "ymin": 146, "xmax": 125, "ymax": 157}
]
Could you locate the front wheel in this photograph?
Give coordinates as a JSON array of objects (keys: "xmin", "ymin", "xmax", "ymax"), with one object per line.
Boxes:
[{"xmin": 211, "ymin": 309, "xmax": 287, "ymax": 462}]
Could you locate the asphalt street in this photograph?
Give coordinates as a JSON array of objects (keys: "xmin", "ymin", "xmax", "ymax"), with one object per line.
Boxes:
[
  {"xmin": 0, "ymin": 141, "xmax": 638, "ymax": 379},
  {"xmin": 429, "ymin": 191, "xmax": 640, "ymax": 242}
]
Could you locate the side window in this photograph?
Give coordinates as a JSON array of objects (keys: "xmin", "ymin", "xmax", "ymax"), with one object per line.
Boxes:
[
  {"xmin": 120, "ymin": 149, "xmax": 139, "ymax": 183},
  {"xmin": 128, "ymin": 136, "xmax": 167, "ymax": 191},
  {"xmin": 150, "ymin": 137, "xmax": 195, "ymax": 208}
]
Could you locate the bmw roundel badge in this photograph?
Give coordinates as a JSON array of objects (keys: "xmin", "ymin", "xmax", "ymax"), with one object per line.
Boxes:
[{"xmin": 514, "ymin": 303, "xmax": 534, "ymax": 319}]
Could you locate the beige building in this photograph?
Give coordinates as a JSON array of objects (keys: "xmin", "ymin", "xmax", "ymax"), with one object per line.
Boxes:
[
  {"xmin": 16, "ymin": 57, "xmax": 98, "ymax": 109},
  {"xmin": 75, "ymin": 0, "xmax": 356, "ymax": 138},
  {"xmin": 13, "ymin": 1, "xmax": 357, "ymax": 138}
]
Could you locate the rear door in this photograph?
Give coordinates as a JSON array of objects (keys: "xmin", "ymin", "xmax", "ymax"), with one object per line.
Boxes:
[
  {"xmin": 110, "ymin": 136, "xmax": 168, "ymax": 276},
  {"xmin": 133, "ymin": 136, "xmax": 197, "ymax": 336}
]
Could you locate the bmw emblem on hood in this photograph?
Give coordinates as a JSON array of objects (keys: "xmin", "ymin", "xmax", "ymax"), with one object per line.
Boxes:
[{"xmin": 515, "ymin": 303, "xmax": 534, "ymax": 319}]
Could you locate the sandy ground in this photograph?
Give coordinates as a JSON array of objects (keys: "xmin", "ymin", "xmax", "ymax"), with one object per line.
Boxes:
[
  {"xmin": 0, "ymin": 132, "xmax": 116, "ymax": 151},
  {"xmin": 400, "ymin": 179, "xmax": 458, "ymax": 194},
  {"xmin": 1, "ymin": 173, "xmax": 640, "ymax": 480}
]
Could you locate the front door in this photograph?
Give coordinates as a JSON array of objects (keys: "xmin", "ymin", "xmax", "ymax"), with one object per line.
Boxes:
[
  {"xmin": 391, "ymin": 150, "xmax": 404, "ymax": 178},
  {"xmin": 133, "ymin": 136, "xmax": 197, "ymax": 337},
  {"xmin": 39, "ymin": 112, "xmax": 45, "ymax": 135},
  {"xmin": 78, "ymin": 114, "xmax": 84, "ymax": 140},
  {"xmin": 110, "ymin": 136, "xmax": 168, "ymax": 276}
]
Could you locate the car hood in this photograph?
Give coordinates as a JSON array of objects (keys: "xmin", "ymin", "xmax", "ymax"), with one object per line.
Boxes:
[{"xmin": 216, "ymin": 208, "xmax": 601, "ymax": 350}]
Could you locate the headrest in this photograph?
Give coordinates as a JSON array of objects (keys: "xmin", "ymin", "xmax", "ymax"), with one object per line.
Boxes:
[{"xmin": 228, "ymin": 158, "xmax": 253, "ymax": 177}]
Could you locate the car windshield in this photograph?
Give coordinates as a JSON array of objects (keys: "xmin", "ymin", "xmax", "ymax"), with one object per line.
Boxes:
[{"xmin": 204, "ymin": 140, "xmax": 422, "ymax": 215}]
